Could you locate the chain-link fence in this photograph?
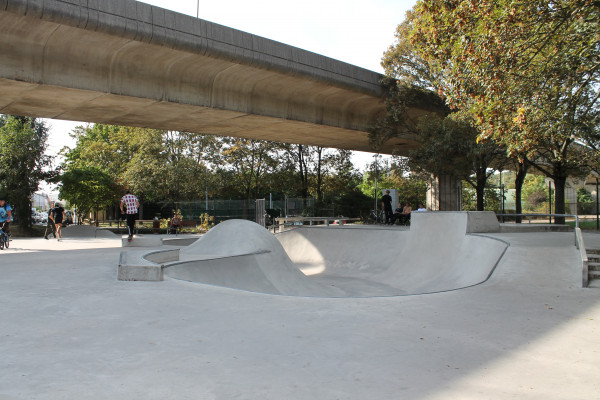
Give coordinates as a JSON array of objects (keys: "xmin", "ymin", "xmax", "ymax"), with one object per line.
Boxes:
[
  {"xmin": 462, "ymin": 186, "xmax": 587, "ymax": 215},
  {"xmin": 174, "ymin": 197, "xmax": 335, "ymax": 224}
]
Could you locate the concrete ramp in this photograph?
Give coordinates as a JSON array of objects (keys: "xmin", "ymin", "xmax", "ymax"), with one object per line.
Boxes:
[
  {"xmin": 169, "ymin": 220, "xmax": 343, "ymax": 296},
  {"xmin": 60, "ymin": 225, "xmax": 118, "ymax": 239},
  {"xmin": 164, "ymin": 213, "xmax": 508, "ymax": 297}
]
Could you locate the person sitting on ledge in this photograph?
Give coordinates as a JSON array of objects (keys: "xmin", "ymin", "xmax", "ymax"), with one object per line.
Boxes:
[
  {"xmin": 397, "ymin": 202, "xmax": 413, "ymax": 225},
  {"xmin": 391, "ymin": 203, "xmax": 403, "ymax": 225},
  {"xmin": 169, "ymin": 212, "xmax": 182, "ymax": 234}
]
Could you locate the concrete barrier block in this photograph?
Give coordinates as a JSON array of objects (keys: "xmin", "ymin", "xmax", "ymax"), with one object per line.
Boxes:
[
  {"xmin": 467, "ymin": 211, "xmax": 501, "ymax": 233},
  {"xmin": 121, "ymin": 236, "xmax": 163, "ymax": 247},
  {"xmin": 117, "ymin": 251, "xmax": 163, "ymax": 281},
  {"xmin": 118, "ymin": 263, "xmax": 163, "ymax": 281},
  {"xmin": 144, "ymin": 248, "xmax": 179, "ymax": 264}
]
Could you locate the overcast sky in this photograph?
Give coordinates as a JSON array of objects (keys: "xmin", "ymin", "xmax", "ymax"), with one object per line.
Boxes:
[{"xmin": 42, "ymin": 0, "xmax": 416, "ymax": 175}]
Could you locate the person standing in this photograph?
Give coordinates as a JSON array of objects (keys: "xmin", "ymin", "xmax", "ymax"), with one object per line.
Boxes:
[
  {"xmin": 44, "ymin": 204, "xmax": 57, "ymax": 240},
  {"xmin": 120, "ymin": 190, "xmax": 140, "ymax": 242},
  {"xmin": 50, "ymin": 202, "xmax": 66, "ymax": 241},
  {"xmin": 381, "ymin": 190, "xmax": 393, "ymax": 225},
  {"xmin": 0, "ymin": 196, "xmax": 12, "ymax": 234}
]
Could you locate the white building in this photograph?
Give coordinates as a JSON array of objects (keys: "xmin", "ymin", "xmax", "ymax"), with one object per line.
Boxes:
[{"xmin": 32, "ymin": 191, "xmax": 51, "ymax": 211}]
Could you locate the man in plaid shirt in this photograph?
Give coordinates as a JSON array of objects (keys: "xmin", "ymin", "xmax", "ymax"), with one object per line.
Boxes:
[{"xmin": 120, "ymin": 190, "xmax": 140, "ymax": 241}]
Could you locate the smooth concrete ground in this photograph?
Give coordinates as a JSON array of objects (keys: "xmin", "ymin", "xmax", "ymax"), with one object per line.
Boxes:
[{"xmin": 1, "ymin": 228, "xmax": 599, "ymax": 399}]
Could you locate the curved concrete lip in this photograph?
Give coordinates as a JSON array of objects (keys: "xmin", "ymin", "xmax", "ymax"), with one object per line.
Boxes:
[{"xmin": 162, "ymin": 213, "xmax": 509, "ymax": 298}]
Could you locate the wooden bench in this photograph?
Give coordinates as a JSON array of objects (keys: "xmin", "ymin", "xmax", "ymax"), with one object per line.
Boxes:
[{"xmin": 168, "ymin": 219, "xmax": 197, "ymax": 235}]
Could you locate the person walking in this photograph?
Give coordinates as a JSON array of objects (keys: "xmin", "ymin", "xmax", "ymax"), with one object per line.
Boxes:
[
  {"xmin": 44, "ymin": 204, "xmax": 57, "ymax": 240},
  {"xmin": 120, "ymin": 190, "xmax": 140, "ymax": 242},
  {"xmin": 50, "ymin": 202, "xmax": 66, "ymax": 241}
]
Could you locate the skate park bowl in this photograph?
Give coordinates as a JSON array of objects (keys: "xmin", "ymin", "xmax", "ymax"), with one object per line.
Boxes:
[{"xmin": 162, "ymin": 212, "xmax": 508, "ymax": 298}]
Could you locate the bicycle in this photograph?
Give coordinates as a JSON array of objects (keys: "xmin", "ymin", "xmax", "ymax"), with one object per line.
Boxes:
[
  {"xmin": 0, "ymin": 227, "xmax": 10, "ymax": 250},
  {"xmin": 368, "ymin": 209, "xmax": 385, "ymax": 224}
]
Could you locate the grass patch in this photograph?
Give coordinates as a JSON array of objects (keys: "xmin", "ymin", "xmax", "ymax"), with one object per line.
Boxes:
[
  {"xmin": 566, "ymin": 220, "xmax": 600, "ymax": 230},
  {"xmin": 7, "ymin": 224, "xmax": 46, "ymax": 238}
]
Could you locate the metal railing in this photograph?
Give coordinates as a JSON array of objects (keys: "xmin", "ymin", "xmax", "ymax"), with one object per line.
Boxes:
[
  {"xmin": 575, "ymin": 227, "xmax": 589, "ymax": 287},
  {"xmin": 497, "ymin": 213, "xmax": 590, "ymax": 286},
  {"xmin": 496, "ymin": 213, "xmax": 579, "ymax": 229},
  {"xmin": 496, "ymin": 213, "xmax": 580, "ymax": 248}
]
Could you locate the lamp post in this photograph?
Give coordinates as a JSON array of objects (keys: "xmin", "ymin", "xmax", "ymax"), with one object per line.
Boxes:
[
  {"xmin": 548, "ymin": 180, "xmax": 553, "ymax": 224},
  {"xmin": 373, "ymin": 154, "xmax": 380, "ymax": 221},
  {"xmin": 499, "ymin": 170, "xmax": 505, "ymax": 223},
  {"xmin": 196, "ymin": 0, "xmax": 199, "ymax": 18},
  {"xmin": 595, "ymin": 177, "xmax": 599, "ymax": 231}
]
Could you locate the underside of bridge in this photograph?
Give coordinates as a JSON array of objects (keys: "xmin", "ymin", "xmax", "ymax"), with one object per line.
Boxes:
[{"xmin": 0, "ymin": 0, "xmax": 433, "ymax": 154}]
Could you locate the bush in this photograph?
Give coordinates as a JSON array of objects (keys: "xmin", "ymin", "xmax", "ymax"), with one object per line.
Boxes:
[{"xmin": 526, "ymin": 191, "xmax": 547, "ymax": 210}]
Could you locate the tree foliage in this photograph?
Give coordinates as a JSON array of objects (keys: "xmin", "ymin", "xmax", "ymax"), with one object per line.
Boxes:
[
  {"xmin": 359, "ymin": 157, "xmax": 428, "ymax": 208},
  {"xmin": 408, "ymin": 115, "xmax": 507, "ymax": 210},
  {"xmin": 59, "ymin": 166, "xmax": 121, "ymax": 223},
  {"xmin": 60, "ymin": 124, "xmax": 369, "ymax": 218},
  {"xmin": 379, "ymin": 11, "xmax": 508, "ymax": 211},
  {"xmin": 408, "ymin": 0, "xmax": 600, "ymax": 221},
  {"xmin": 0, "ymin": 115, "xmax": 54, "ymax": 228}
]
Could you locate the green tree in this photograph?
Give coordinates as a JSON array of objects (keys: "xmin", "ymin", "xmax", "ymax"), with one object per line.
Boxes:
[
  {"xmin": 522, "ymin": 175, "xmax": 549, "ymax": 212},
  {"xmin": 0, "ymin": 115, "xmax": 54, "ymax": 229},
  {"xmin": 577, "ymin": 187, "xmax": 594, "ymax": 214},
  {"xmin": 63, "ymin": 125, "xmax": 221, "ymax": 216},
  {"xmin": 285, "ymin": 146, "xmax": 360, "ymax": 204},
  {"xmin": 220, "ymin": 138, "xmax": 283, "ymax": 200},
  {"xmin": 462, "ymin": 184, "xmax": 502, "ymax": 212},
  {"xmin": 358, "ymin": 158, "xmax": 395, "ymax": 203},
  {"xmin": 378, "ymin": 11, "xmax": 508, "ymax": 211},
  {"xmin": 358, "ymin": 157, "xmax": 428, "ymax": 209},
  {"xmin": 161, "ymin": 131, "xmax": 221, "ymax": 202},
  {"xmin": 59, "ymin": 166, "xmax": 121, "ymax": 224},
  {"xmin": 320, "ymin": 149, "xmax": 362, "ymax": 199},
  {"xmin": 408, "ymin": 115, "xmax": 507, "ymax": 211},
  {"xmin": 409, "ymin": 0, "xmax": 600, "ymax": 222},
  {"xmin": 64, "ymin": 124, "xmax": 136, "ymax": 176}
]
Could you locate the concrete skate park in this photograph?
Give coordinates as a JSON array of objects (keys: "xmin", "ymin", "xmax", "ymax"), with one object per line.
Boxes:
[
  {"xmin": 1, "ymin": 1, "xmax": 599, "ymax": 397},
  {"xmin": 2, "ymin": 212, "xmax": 600, "ymax": 399}
]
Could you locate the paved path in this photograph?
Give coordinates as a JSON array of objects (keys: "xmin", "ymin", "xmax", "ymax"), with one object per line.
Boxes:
[{"xmin": 1, "ymin": 231, "xmax": 599, "ymax": 399}]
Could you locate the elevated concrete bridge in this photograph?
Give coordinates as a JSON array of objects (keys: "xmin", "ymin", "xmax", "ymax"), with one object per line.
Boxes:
[{"xmin": 0, "ymin": 0, "xmax": 430, "ymax": 154}]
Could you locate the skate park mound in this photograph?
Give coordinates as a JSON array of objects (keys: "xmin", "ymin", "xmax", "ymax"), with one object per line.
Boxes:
[
  {"xmin": 164, "ymin": 213, "xmax": 508, "ymax": 297},
  {"xmin": 60, "ymin": 225, "xmax": 119, "ymax": 239},
  {"xmin": 168, "ymin": 219, "xmax": 345, "ymax": 296}
]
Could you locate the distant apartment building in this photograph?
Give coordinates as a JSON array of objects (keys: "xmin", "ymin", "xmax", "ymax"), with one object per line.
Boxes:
[{"xmin": 32, "ymin": 191, "xmax": 51, "ymax": 211}]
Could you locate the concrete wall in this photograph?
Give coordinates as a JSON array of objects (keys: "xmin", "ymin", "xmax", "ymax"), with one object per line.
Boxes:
[
  {"xmin": 427, "ymin": 175, "xmax": 462, "ymax": 211},
  {"xmin": 0, "ymin": 0, "xmax": 427, "ymax": 154}
]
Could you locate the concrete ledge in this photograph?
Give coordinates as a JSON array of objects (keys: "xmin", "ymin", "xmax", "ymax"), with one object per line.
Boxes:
[
  {"xmin": 118, "ymin": 251, "xmax": 163, "ymax": 281},
  {"xmin": 467, "ymin": 211, "xmax": 501, "ymax": 233},
  {"xmin": 412, "ymin": 211, "xmax": 501, "ymax": 234},
  {"xmin": 162, "ymin": 237, "xmax": 200, "ymax": 247},
  {"xmin": 499, "ymin": 224, "xmax": 572, "ymax": 233},
  {"xmin": 117, "ymin": 248, "xmax": 179, "ymax": 281},
  {"xmin": 121, "ymin": 236, "xmax": 163, "ymax": 247},
  {"xmin": 144, "ymin": 248, "xmax": 180, "ymax": 264}
]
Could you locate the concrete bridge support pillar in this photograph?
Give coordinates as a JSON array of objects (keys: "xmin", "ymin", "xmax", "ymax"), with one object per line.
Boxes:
[{"xmin": 427, "ymin": 175, "xmax": 462, "ymax": 211}]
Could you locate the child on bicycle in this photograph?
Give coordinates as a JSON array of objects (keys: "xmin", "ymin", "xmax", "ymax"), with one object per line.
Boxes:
[{"xmin": 0, "ymin": 196, "xmax": 13, "ymax": 234}]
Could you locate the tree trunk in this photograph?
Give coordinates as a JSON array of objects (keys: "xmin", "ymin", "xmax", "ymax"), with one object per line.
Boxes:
[
  {"xmin": 297, "ymin": 145, "xmax": 309, "ymax": 203},
  {"xmin": 475, "ymin": 170, "xmax": 486, "ymax": 211},
  {"xmin": 514, "ymin": 161, "xmax": 529, "ymax": 223},
  {"xmin": 316, "ymin": 148, "xmax": 323, "ymax": 203},
  {"xmin": 553, "ymin": 173, "xmax": 567, "ymax": 225},
  {"xmin": 16, "ymin": 198, "xmax": 33, "ymax": 230}
]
